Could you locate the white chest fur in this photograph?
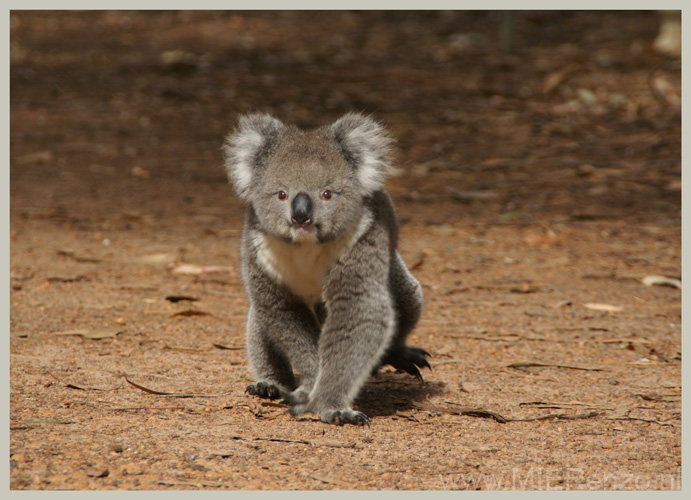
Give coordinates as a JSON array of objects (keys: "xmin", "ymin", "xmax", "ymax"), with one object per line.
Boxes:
[{"xmin": 251, "ymin": 214, "xmax": 371, "ymax": 306}]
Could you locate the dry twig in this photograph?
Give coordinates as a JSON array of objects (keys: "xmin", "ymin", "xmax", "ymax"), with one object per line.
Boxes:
[
  {"xmin": 506, "ymin": 361, "xmax": 603, "ymax": 371},
  {"xmin": 413, "ymin": 402, "xmax": 508, "ymax": 423},
  {"xmin": 122, "ymin": 374, "xmax": 224, "ymax": 398}
]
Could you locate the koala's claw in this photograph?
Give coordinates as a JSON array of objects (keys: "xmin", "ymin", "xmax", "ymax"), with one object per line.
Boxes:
[
  {"xmin": 323, "ymin": 409, "xmax": 371, "ymax": 427},
  {"xmin": 245, "ymin": 382, "xmax": 283, "ymax": 400},
  {"xmin": 380, "ymin": 345, "xmax": 431, "ymax": 382}
]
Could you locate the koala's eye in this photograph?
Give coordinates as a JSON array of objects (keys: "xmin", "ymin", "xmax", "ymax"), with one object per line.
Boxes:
[
  {"xmin": 277, "ymin": 190, "xmax": 288, "ymax": 201},
  {"xmin": 320, "ymin": 189, "xmax": 332, "ymax": 200}
]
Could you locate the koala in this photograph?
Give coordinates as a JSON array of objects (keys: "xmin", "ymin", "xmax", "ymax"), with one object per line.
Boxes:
[{"xmin": 223, "ymin": 112, "xmax": 429, "ymax": 426}]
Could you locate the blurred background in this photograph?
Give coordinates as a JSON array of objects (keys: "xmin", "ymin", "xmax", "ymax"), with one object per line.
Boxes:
[{"xmin": 10, "ymin": 10, "xmax": 681, "ymax": 227}]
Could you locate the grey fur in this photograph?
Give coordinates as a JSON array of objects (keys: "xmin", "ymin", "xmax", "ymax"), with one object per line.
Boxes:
[{"xmin": 223, "ymin": 112, "xmax": 429, "ymax": 426}]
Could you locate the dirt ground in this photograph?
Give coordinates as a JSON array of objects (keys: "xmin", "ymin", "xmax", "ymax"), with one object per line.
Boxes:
[{"xmin": 9, "ymin": 11, "xmax": 681, "ymax": 490}]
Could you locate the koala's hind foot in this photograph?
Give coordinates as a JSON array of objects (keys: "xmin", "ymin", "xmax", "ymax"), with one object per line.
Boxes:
[
  {"xmin": 379, "ymin": 345, "xmax": 431, "ymax": 382},
  {"xmin": 323, "ymin": 409, "xmax": 370, "ymax": 427},
  {"xmin": 245, "ymin": 381, "xmax": 284, "ymax": 400}
]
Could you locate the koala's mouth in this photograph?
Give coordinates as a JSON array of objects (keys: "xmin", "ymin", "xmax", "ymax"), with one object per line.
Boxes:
[{"xmin": 291, "ymin": 223, "xmax": 318, "ymax": 242}]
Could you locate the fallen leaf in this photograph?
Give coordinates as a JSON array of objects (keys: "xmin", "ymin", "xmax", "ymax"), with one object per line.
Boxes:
[
  {"xmin": 651, "ymin": 74, "xmax": 681, "ymax": 107},
  {"xmin": 447, "ymin": 188, "xmax": 500, "ymax": 201},
  {"xmin": 56, "ymin": 249, "xmax": 102, "ymax": 263},
  {"xmin": 46, "ymin": 371, "xmax": 108, "ymax": 391},
  {"xmin": 165, "ymin": 295, "xmax": 199, "ymax": 303},
  {"xmin": 257, "ymin": 401, "xmax": 283, "ymax": 408},
  {"xmin": 252, "ymin": 436, "xmax": 310, "ymax": 445},
  {"xmin": 395, "ymin": 410, "xmax": 421, "ymax": 422},
  {"xmin": 576, "ymin": 88, "xmax": 597, "ymax": 107},
  {"xmin": 15, "ymin": 150, "xmax": 53, "ymax": 165},
  {"xmin": 160, "ymin": 49, "xmax": 199, "ymax": 66},
  {"xmin": 24, "ymin": 419, "xmax": 76, "ymax": 425},
  {"xmin": 306, "ymin": 473, "xmax": 346, "ymax": 486},
  {"xmin": 665, "ymin": 180, "xmax": 682, "ymax": 191},
  {"xmin": 115, "ymin": 283, "xmax": 159, "ymax": 291},
  {"xmin": 519, "ymin": 400, "xmax": 592, "ymax": 407},
  {"xmin": 409, "ymin": 254, "xmax": 425, "ymax": 270},
  {"xmin": 171, "ymin": 264, "xmax": 233, "ymax": 275},
  {"xmin": 123, "ymin": 375, "xmax": 222, "ymax": 398},
  {"xmin": 641, "ymin": 275, "xmax": 681, "ymax": 289},
  {"xmin": 583, "ymin": 303, "xmax": 623, "ymax": 313},
  {"xmin": 577, "ymin": 163, "xmax": 626, "ymax": 178},
  {"xmin": 476, "ymin": 157, "xmax": 520, "ymax": 170},
  {"xmin": 85, "ymin": 467, "xmax": 109, "ymax": 478},
  {"xmin": 158, "ymin": 480, "xmax": 224, "ymax": 488},
  {"xmin": 123, "ymin": 375, "xmax": 173, "ymax": 395},
  {"xmin": 542, "ymin": 63, "xmax": 580, "ymax": 94},
  {"xmin": 212, "ymin": 343, "xmax": 244, "ymax": 350},
  {"xmin": 510, "ymin": 411, "xmax": 600, "ymax": 422},
  {"xmin": 172, "ymin": 310, "xmax": 211, "ymax": 317},
  {"xmin": 131, "ymin": 166, "xmax": 149, "ymax": 179},
  {"xmin": 132, "ymin": 253, "xmax": 177, "ymax": 265},
  {"xmin": 247, "ymin": 396, "xmax": 264, "ymax": 417},
  {"xmin": 163, "ymin": 345, "xmax": 206, "ymax": 352},
  {"xmin": 509, "ymin": 285, "xmax": 540, "ymax": 294},
  {"xmin": 46, "ymin": 275, "xmax": 92, "ymax": 283},
  {"xmin": 54, "ymin": 328, "xmax": 123, "ymax": 340},
  {"xmin": 413, "ymin": 402, "xmax": 508, "ymax": 423},
  {"xmin": 121, "ymin": 464, "xmax": 145, "ymax": 475},
  {"xmin": 506, "ymin": 361, "xmax": 603, "ymax": 371},
  {"xmin": 523, "ymin": 229, "xmax": 560, "ymax": 248},
  {"xmin": 600, "ymin": 338, "xmax": 652, "ymax": 345},
  {"xmin": 309, "ymin": 439, "xmax": 357, "ymax": 448}
]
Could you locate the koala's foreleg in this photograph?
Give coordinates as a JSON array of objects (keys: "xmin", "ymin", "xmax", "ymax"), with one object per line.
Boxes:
[
  {"xmin": 244, "ymin": 280, "xmax": 321, "ymax": 400},
  {"xmin": 290, "ymin": 239, "xmax": 394, "ymax": 425}
]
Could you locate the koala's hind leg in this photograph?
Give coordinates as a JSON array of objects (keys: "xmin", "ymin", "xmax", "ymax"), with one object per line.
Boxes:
[
  {"xmin": 378, "ymin": 252, "xmax": 430, "ymax": 380},
  {"xmin": 378, "ymin": 345, "xmax": 431, "ymax": 382}
]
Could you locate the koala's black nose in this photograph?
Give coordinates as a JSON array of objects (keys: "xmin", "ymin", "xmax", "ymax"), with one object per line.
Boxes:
[{"xmin": 291, "ymin": 192, "xmax": 313, "ymax": 225}]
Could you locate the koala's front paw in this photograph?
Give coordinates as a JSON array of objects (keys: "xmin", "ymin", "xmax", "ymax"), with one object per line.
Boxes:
[
  {"xmin": 280, "ymin": 387, "xmax": 309, "ymax": 406},
  {"xmin": 289, "ymin": 405, "xmax": 370, "ymax": 426},
  {"xmin": 245, "ymin": 381, "xmax": 283, "ymax": 400}
]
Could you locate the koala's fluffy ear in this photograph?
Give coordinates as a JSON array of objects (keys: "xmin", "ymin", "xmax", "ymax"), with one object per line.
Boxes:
[
  {"xmin": 331, "ymin": 113, "xmax": 393, "ymax": 194},
  {"xmin": 223, "ymin": 113, "xmax": 284, "ymax": 200}
]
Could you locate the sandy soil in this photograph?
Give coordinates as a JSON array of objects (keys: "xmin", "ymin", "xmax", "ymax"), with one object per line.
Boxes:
[{"xmin": 9, "ymin": 11, "xmax": 680, "ymax": 490}]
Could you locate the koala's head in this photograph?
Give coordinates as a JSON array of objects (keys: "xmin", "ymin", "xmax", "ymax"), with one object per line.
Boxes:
[{"xmin": 223, "ymin": 112, "xmax": 393, "ymax": 243}]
